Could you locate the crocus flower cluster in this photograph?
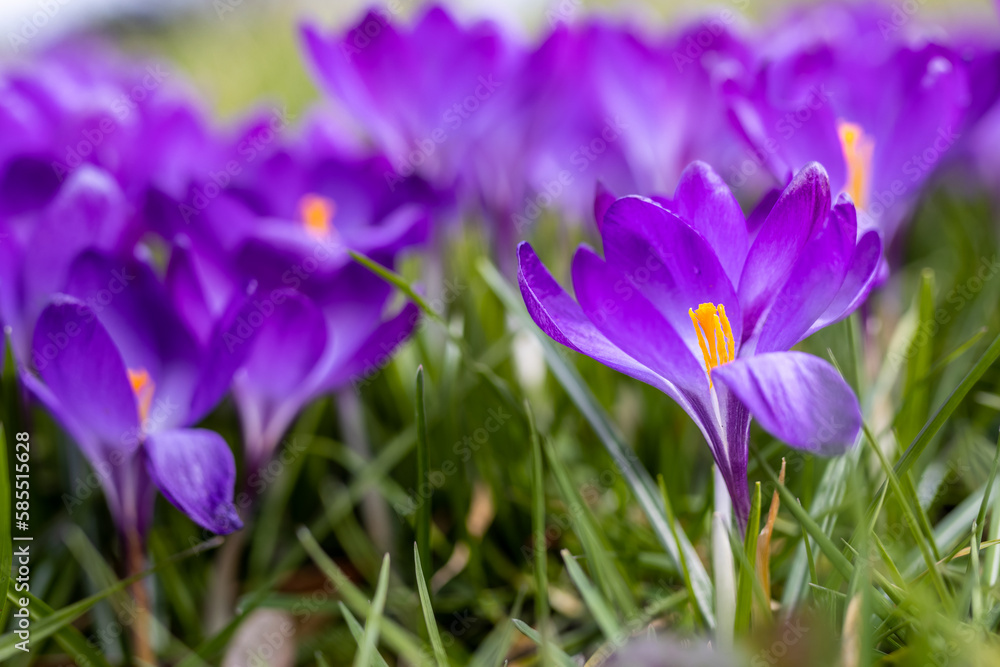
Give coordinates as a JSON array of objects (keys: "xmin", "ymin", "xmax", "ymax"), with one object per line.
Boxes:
[
  {"xmin": 4, "ymin": 0, "xmax": 1000, "ymax": 545},
  {"xmin": 0, "ymin": 48, "xmax": 435, "ymax": 543}
]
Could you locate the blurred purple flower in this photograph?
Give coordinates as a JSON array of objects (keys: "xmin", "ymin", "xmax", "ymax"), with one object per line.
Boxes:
[
  {"xmin": 24, "ymin": 251, "xmax": 245, "ymax": 537},
  {"xmin": 727, "ymin": 2, "xmax": 972, "ymax": 247},
  {"xmin": 164, "ymin": 115, "xmax": 429, "ymax": 471},
  {"xmin": 518, "ymin": 161, "xmax": 877, "ymax": 524}
]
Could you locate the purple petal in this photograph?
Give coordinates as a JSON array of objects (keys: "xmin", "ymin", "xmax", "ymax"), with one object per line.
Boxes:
[
  {"xmin": 753, "ymin": 198, "xmax": 855, "ymax": 353},
  {"xmin": 593, "ymin": 181, "xmax": 615, "ymax": 231},
  {"xmin": 517, "ymin": 242, "xmax": 682, "ymax": 399},
  {"xmin": 320, "ymin": 301, "xmax": 420, "ymax": 391},
  {"xmin": 805, "ymin": 230, "xmax": 883, "ymax": 336},
  {"xmin": 713, "ymin": 351, "xmax": 861, "ymax": 456},
  {"xmin": 738, "ymin": 163, "xmax": 831, "ymax": 337},
  {"xmin": 31, "ymin": 297, "xmax": 139, "ymax": 449},
  {"xmin": 571, "ymin": 244, "xmax": 708, "ymax": 397},
  {"xmin": 63, "ymin": 251, "xmax": 201, "ymax": 431},
  {"xmin": 241, "ymin": 290, "xmax": 328, "ymax": 398},
  {"xmin": 670, "ymin": 161, "xmax": 748, "ymax": 284},
  {"xmin": 600, "ymin": 196, "xmax": 743, "ymax": 357},
  {"xmin": 145, "ymin": 428, "xmax": 242, "ymax": 534}
]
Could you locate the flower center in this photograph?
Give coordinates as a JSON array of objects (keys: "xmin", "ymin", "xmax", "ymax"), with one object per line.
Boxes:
[
  {"xmin": 127, "ymin": 368, "xmax": 155, "ymax": 424},
  {"xmin": 299, "ymin": 193, "xmax": 337, "ymax": 238},
  {"xmin": 837, "ymin": 120, "xmax": 874, "ymax": 211},
  {"xmin": 689, "ymin": 303, "xmax": 735, "ymax": 387}
]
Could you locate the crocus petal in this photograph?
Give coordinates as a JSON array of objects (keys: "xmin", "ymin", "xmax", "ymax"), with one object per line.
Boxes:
[
  {"xmin": 670, "ymin": 161, "xmax": 748, "ymax": 284},
  {"xmin": 806, "ymin": 230, "xmax": 883, "ymax": 336},
  {"xmin": 145, "ymin": 428, "xmax": 242, "ymax": 534},
  {"xmin": 571, "ymin": 244, "xmax": 709, "ymax": 397},
  {"xmin": 593, "ymin": 181, "xmax": 615, "ymax": 231},
  {"xmin": 320, "ymin": 301, "xmax": 420, "ymax": 391},
  {"xmin": 738, "ymin": 163, "xmax": 831, "ymax": 337},
  {"xmin": 713, "ymin": 351, "xmax": 861, "ymax": 456},
  {"xmin": 63, "ymin": 251, "xmax": 201, "ymax": 431},
  {"xmin": 517, "ymin": 242, "xmax": 685, "ymax": 401},
  {"xmin": 600, "ymin": 196, "xmax": 743, "ymax": 357},
  {"xmin": 753, "ymin": 198, "xmax": 855, "ymax": 353},
  {"xmin": 241, "ymin": 290, "xmax": 328, "ymax": 398},
  {"xmin": 32, "ymin": 296, "xmax": 139, "ymax": 449}
]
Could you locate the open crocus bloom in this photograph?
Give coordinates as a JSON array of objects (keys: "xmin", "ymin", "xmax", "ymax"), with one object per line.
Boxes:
[
  {"xmin": 23, "ymin": 251, "xmax": 243, "ymax": 537},
  {"xmin": 518, "ymin": 162, "xmax": 880, "ymax": 524}
]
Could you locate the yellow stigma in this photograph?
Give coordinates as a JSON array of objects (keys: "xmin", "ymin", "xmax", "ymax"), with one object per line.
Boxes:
[
  {"xmin": 688, "ymin": 303, "xmax": 735, "ymax": 387},
  {"xmin": 127, "ymin": 368, "xmax": 155, "ymax": 424},
  {"xmin": 299, "ymin": 194, "xmax": 337, "ymax": 238},
  {"xmin": 837, "ymin": 120, "xmax": 874, "ymax": 211}
]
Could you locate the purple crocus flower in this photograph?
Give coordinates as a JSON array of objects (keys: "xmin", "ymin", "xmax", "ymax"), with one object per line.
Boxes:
[
  {"xmin": 161, "ymin": 115, "xmax": 428, "ymax": 472},
  {"xmin": 23, "ymin": 250, "xmax": 243, "ymax": 537},
  {"xmin": 518, "ymin": 161, "xmax": 878, "ymax": 524},
  {"xmin": 301, "ymin": 6, "xmax": 521, "ymax": 204},
  {"xmin": 726, "ymin": 2, "xmax": 971, "ymax": 247}
]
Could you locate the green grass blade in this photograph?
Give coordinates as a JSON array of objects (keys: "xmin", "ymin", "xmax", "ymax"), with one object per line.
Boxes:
[
  {"xmin": 339, "ymin": 603, "xmax": 392, "ymax": 667},
  {"xmin": 527, "ymin": 404, "xmax": 550, "ymax": 655},
  {"xmin": 896, "ymin": 269, "xmax": 936, "ymax": 445},
  {"xmin": 511, "ymin": 619, "xmax": 578, "ymax": 667},
  {"xmin": 1, "ymin": 588, "xmax": 113, "ymax": 667},
  {"xmin": 298, "ymin": 527, "xmax": 432, "ymax": 666},
  {"xmin": 0, "ymin": 537, "xmax": 220, "ymax": 661},
  {"xmin": 754, "ymin": 452, "xmax": 853, "ymax": 579},
  {"xmin": 560, "ymin": 549, "xmax": 621, "ymax": 641},
  {"xmin": 353, "ymin": 553, "xmax": 391, "ymax": 667},
  {"xmin": 863, "ymin": 423, "xmax": 952, "ymax": 609},
  {"xmin": 657, "ymin": 475, "xmax": 699, "ymax": 626},
  {"xmin": 350, "ymin": 251, "xmax": 443, "ymax": 324},
  {"xmin": 414, "ymin": 544, "xmax": 449, "ymax": 667},
  {"xmin": 735, "ymin": 482, "xmax": 762, "ymax": 634},
  {"xmin": 976, "ymin": 429, "xmax": 1000, "ymax": 546},
  {"xmin": 890, "ymin": 329, "xmax": 1000, "ymax": 482},
  {"xmin": 479, "ymin": 258, "xmax": 716, "ymax": 627},
  {"xmin": 415, "ymin": 366, "xmax": 432, "ymax": 589}
]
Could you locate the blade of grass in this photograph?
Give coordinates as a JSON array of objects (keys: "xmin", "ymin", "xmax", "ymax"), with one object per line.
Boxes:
[
  {"xmin": 415, "ymin": 366, "xmax": 432, "ymax": 591},
  {"xmin": 511, "ymin": 619, "xmax": 578, "ymax": 667},
  {"xmin": 298, "ymin": 526, "xmax": 432, "ymax": 666},
  {"xmin": 0, "ymin": 537, "xmax": 221, "ymax": 661},
  {"xmin": 735, "ymin": 482, "xmax": 762, "ymax": 634},
  {"xmin": 975, "ymin": 429, "xmax": 1000, "ymax": 546},
  {"xmin": 657, "ymin": 475, "xmax": 699, "ymax": 626},
  {"xmin": 527, "ymin": 403, "xmax": 550, "ymax": 659},
  {"xmin": 862, "ymin": 423, "xmax": 952, "ymax": 609},
  {"xmin": 479, "ymin": 258, "xmax": 715, "ymax": 627},
  {"xmin": 560, "ymin": 549, "xmax": 621, "ymax": 642},
  {"xmin": 546, "ymin": 432, "xmax": 634, "ymax": 615},
  {"xmin": 340, "ymin": 603, "xmax": 392, "ymax": 667},
  {"xmin": 890, "ymin": 329, "xmax": 1000, "ymax": 483},
  {"xmin": 353, "ymin": 554, "xmax": 391, "ymax": 667},
  {"xmin": 414, "ymin": 544, "xmax": 449, "ymax": 667},
  {"xmin": 754, "ymin": 452, "xmax": 853, "ymax": 579}
]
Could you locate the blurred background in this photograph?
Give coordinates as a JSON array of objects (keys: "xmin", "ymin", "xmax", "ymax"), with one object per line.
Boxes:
[{"xmin": 2, "ymin": 0, "xmax": 997, "ymax": 120}]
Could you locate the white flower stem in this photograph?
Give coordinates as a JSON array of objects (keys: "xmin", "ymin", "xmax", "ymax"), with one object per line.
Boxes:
[{"xmin": 712, "ymin": 465, "xmax": 735, "ymax": 649}]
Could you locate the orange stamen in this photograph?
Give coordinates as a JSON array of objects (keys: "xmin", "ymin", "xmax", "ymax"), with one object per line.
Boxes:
[
  {"xmin": 127, "ymin": 368, "xmax": 155, "ymax": 424},
  {"xmin": 689, "ymin": 303, "xmax": 736, "ymax": 387},
  {"xmin": 299, "ymin": 194, "xmax": 337, "ymax": 238},
  {"xmin": 838, "ymin": 120, "xmax": 874, "ymax": 211}
]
